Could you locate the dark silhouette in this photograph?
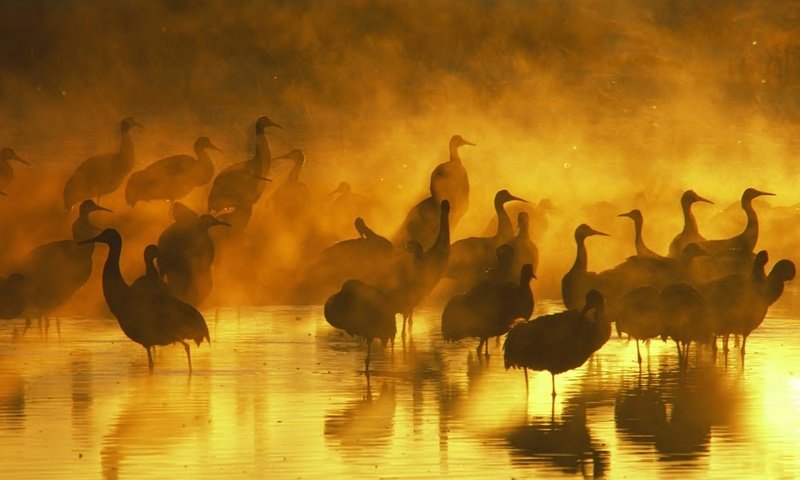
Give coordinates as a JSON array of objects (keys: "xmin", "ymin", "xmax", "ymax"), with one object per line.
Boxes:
[
  {"xmin": 157, "ymin": 208, "xmax": 229, "ymax": 306},
  {"xmin": 292, "ymin": 217, "xmax": 395, "ymax": 304},
  {"xmin": 18, "ymin": 200, "xmax": 111, "ymax": 333},
  {"xmin": 125, "ymin": 136, "xmax": 221, "ymax": 206},
  {"xmin": 442, "ymin": 263, "xmax": 535, "ymax": 356},
  {"xmin": 269, "ymin": 149, "xmax": 311, "ymax": 228},
  {"xmin": 504, "ymin": 290, "xmax": 608, "ymax": 396},
  {"xmin": 324, "ymin": 279, "xmax": 396, "ymax": 374},
  {"xmin": 618, "ymin": 209, "xmax": 667, "ymax": 259},
  {"xmin": 0, "ymin": 147, "xmax": 29, "ymax": 193},
  {"xmin": 79, "ymin": 229, "xmax": 210, "ymax": 372},
  {"xmin": 700, "ymin": 251, "xmax": 795, "ymax": 362},
  {"xmin": 389, "ymin": 200, "xmax": 450, "ymax": 334},
  {"xmin": 615, "ymin": 285, "xmax": 663, "ymax": 365},
  {"xmin": 506, "ymin": 211, "xmax": 539, "ymax": 276},
  {"xmin": 130, "ymin": 244, "xmax": 164, "ymax": 297},
  {"xmin": 446, "ymin": 189, "xmax": 527, "ymax": 280},
  {"xmin": 561, "ymin": 224, "xmax": 608, "ymax": 310},
  {"xmin": 668, "ymin": 190, "xmax": 713, "ymax": 258},
  {"xmin": 0, "ymin": 273, "xmax": 26, "ymax": 320},
  {"xmin": 63, "ymin": 117, "xmax": 142, "ymax": 209},
  {"xmin": 660, "ymin": 282, "xmax": 711, "ymax": 368},
  {"xmin": 697, "ymin": 188, "xmax": 773, "ymax": 254},
  {"xmin": 394, "ymin": 135, "xmax": 474, "ymax": 249},
  {"xmin": 207, "ymin": 115, "xmax": 281, "ymax": 212}
]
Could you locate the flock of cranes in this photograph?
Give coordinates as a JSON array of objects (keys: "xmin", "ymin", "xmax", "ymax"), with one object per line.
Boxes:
[{"xmin": 0, "ymin": 115, "xmax": 795, "ymax": 396}]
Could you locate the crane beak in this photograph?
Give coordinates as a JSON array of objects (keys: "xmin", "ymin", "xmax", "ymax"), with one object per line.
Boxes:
[
  {"xmin": 589, "ymin": 228, "xmax": 609, "ymax": 237},
  {"xmin": 696, "ymin": 195, "xmax": 713, "ymax": 204},
  {"xmin": 0, "ymin": 191, "xmax": 6, "ymax": 197},
  {"xmin": 11, "ymin": 153, "xmax": 29, "ymax": 165},
  {"xmin": 95, "ymin": 205, "xmax": 113, "ymax": 213},
  {"xmin": 617, "ymin": 211, "xmax": 633, "ymax": 219},
  {"xmin": 253, "ymin": 173, "xmax": 272, "ymax": 182},
  {"xmin": 77, "ymin": 234, "xmax": 100, "ymax": 245},
  {"xmin": 462, "ymin": 139, "xmax": 476, "ymax": 146},
  {"xmin": 132, "ymin": 119, "xmax": 144, "ymax": 129},
  {"xmin": 208, "ymin": 141, "xmax": 222, "ymax": 152},
  {"xmin": 214, "ymin": 219, "xmax": 232, "ymax": 227},
  {"xmin": 755, "ymin": 190, "xmax": 775, "ymax": 197},
  {"xmin": 510, "ymin": 194, "xmax": 529, "ymax": 203}
]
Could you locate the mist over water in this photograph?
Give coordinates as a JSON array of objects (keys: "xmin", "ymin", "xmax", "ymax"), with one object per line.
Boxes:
[{"xmin": 1, "ymin": 2, "xmax": 800, "ymax": 477}]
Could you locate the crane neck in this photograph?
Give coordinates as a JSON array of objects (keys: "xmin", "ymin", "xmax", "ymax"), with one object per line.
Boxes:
[
  {"xmin": 145, "ymin": 257, "xmax": 159, "ymax": 278},
  {"xmin": 287, "ymin": 158, "xmax": 303, "ymax": 183},
  {"xmin": 99, "ymin": 238, "xmax": 130, "ymax": 305},
  {"xmin": 570, "ymin": 235, "xmax": 588, "ymax": 274},
  {"xmin": 630, "ymin": 216, "xmax": 647, "ymax": 256},
  {"xmin": 448, "ymin": 144, "xmax": 462, "ymax": 164},
  {"xmin": 194, "ymin": 145, "xmax": 215, "ymax": 185},
  {"xmin": 681, "ymin": 199, "xmax": 700, "ymax": 235},
  {"xmin": 251, "ymin": 130, "xmax": 271, "ymax": 176},
  {"xmin": 428, "ymin": 204, "xmax": 450, "ymax": 255},
  {"xmin": 494, "ymin": 199, "xmax": 513, "ymax": 241},
  {"xmin": 119, "ymin": 128, "xmax": 135, "ymax": 166},
  {"xmin": 739, "ymin": 198, "xmax": 759, "ymax": 248}
]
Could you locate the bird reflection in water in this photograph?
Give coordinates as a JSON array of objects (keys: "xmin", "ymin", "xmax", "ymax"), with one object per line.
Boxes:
[
  {"xmin": 324, "ymin": 381, "xmax": 396, "ymax": 457},
  {"xmin": 615, "ymin": 364, "xmax": 742, "ymax": 465},
  {"xmin": 506, "ymin": 398, "xmax": 609, "ymax": 478}
]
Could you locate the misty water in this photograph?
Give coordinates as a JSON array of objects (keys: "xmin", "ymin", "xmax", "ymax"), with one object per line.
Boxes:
[{"xmin": 0, "ymin": 291, "xmax": 798, "ymax": 479}]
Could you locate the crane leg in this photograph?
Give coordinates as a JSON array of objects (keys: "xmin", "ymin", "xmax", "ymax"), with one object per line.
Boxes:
[
  {"xmin": 484, "ymin": 339, "xmax": 490, "ymax": 357},
  {"xmin": 476, "ymin": 338, "xmax": 485, "ymax": 358},
  {"xmin": 524, "ymin": 367, "xmax": 529, "ymax": 391},
  {"xmin": 365, "ymin": 338, "xmax": 373, "ymax": 375},
  {"xmin": 146, "ymin": 347, "xmax": 154, "ymax": 372},
  {"xmin": 551, "ymin": 373, "xmax": 557, "ymax": 398},
  {"xmin": 180, "ymin": 341, "xmax": 192, "ymax": 374},
  {"xmin": 636, "ymin": 340, "xmax": 642, "ymax": 365},
  {"xmin": 23, "ymin": 317, "xmax": 31, "ymax": 336},
  {"xmin": 741, "ymin": 335, "xmax": 747, "ymax": 365}
]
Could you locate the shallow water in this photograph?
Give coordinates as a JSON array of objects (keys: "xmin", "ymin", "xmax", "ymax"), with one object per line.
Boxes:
[{"xmin": 0, "ymin": 293, "xmax": 799, "ymax": 479}]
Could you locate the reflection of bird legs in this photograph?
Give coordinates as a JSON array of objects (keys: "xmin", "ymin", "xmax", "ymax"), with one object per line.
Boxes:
[
  {"xmin": 524, "ymin": 367, "xmax": 529, "ymax": 392},
  {"xmin": 23, "ymin": 317, "xmax": 31, "ymax": 336},
  {"xmin": 636, "ymin": 340, "xmax": 642, "ymax": 365},
  {"xmin": 551, "ymin": 373, "xmax": 557, "ymax": 398}
]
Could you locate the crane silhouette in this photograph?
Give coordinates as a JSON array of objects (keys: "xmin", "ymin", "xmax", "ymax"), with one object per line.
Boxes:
[
  {"xmin": 79, "ymin": 229, "xmax": 210, "ymax": 373},
  {"xmin": 63, "ymin": 117, "xmax": 142, "ymax": 209}
]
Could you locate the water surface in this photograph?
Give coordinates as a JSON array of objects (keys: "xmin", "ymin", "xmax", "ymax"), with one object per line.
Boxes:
[{"xmin": 1, "ymin": 294, "xmax": 799, "ymax": 479}]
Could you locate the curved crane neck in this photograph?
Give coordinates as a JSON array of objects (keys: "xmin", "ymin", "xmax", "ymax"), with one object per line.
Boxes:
[
  {"xmin": 681, "ymin": 199, "xmax": 701, "ymax": 235},
  {"xmin": 448, "ymin": 144, "xmax": 462, "ymax": 164},
  {"xmin": 427, "ymin": 205, "xmax": 450, "ymax": 256},
  {"xmin": 630, "ymin": 216, "xmax": 647, "ymax": 256},
  {"xmin": 145, "ymin": 257, "xmax": 159, "ymax": 278},
  {"xmin": 99, "ymin": 238, "xmax": 130, "ymax": 305},
  {"xmin": 570, "ymin": 235, "xmax": 589, "ymax": 274},
  {"xmin": 119, "ymin": 128, "xmax": 135, "ymax": 166},
  {"xmin": 251, "ymin": 129, "xmax": 272, "ymax": 176},
  {"xmin": 494, "ymin": 199, "xmax": 513, "ymax": 241},
  {"xmin": 193, "ymin": 145, "xmax": 215, "ymax": 185},
  {"xmin": 739, "ymin": 197, "xmax": 759, "ymax": 245},
  {"xmin": 0, "ymin": 159, "xmax": 11, "ymax": 179},
  {"xmin": 287, "ymin": 159, "xmax": 303, "ymax": 184}
]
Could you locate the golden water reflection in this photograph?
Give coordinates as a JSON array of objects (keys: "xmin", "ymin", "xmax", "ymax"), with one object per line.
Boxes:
[{"xmin": 0, "ymin": 294, "xmax": 799, "ymax": 478}]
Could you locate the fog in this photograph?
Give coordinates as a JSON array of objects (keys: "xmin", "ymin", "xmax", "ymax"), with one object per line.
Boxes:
[{"xmin": 1, "ymin": 0, "xmax": 799, "ymax": 310}]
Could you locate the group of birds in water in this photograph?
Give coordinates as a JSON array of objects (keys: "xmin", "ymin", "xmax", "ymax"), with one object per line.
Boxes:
[{"xmin": 0, "ymin": 115, "xmax": 794, "ymax": 397}]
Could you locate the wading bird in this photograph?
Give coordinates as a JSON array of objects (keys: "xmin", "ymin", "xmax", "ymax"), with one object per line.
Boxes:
[
  {"xmin": 80, "ymin": 229, "xmax": 210, "ymax": 372},
  {"xmin": 561, "ymin": 225, "xmax": 608, "ymax": 310},
  {"xmin": 207, "ymin": 115, "xmax": 280, "ymax": 212},
  {"xmin": 19, "ymin": 200, "xmax": 111, "ymax": 334},
  {"xmin": 0, "ymin": 274, "xmax": 25, "ymax": 320},
  {"xmin": 125, "ymin": 136, "xmax": 221, "ymax": 206},
  {"xmin": 158, "ymin": 211, "xmax": 229, "ymax": 306},
  {"xmin": 697, "ymin": 188, "xmax": 773, "ymax": 254},
  {"xmin": 63, "ymin": 117, "xmax": 142, "ymax": 209},
  {"xmin": 442, "ymin": 263, "xmax": 535, "ymax": 357},
  {"xmin": 446, "ymin": 189, "xmax": 527, "ymax": 280},
  {"xmin": 618, "ymin": 209, "xmax": 666, "ymax": 260},
  {"xmin": 324, "ymin": 279, "xmax": 396, "ymax": 374},
  {"xmin": 668, "ymin": 190, "xmax": 713, "ymax": 258},
  {"xmin": 504, "ymin": 290, "xmax": 608, "ymax": 396},
  {"xmin": 429, "ymin": 135, "xmax": 475, "ymax": 226}
]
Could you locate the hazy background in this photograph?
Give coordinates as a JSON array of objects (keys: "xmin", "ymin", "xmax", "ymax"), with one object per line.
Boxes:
[{"xmin": 0, "ymin": 0, "xmax": 799, "ymax": 307}]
